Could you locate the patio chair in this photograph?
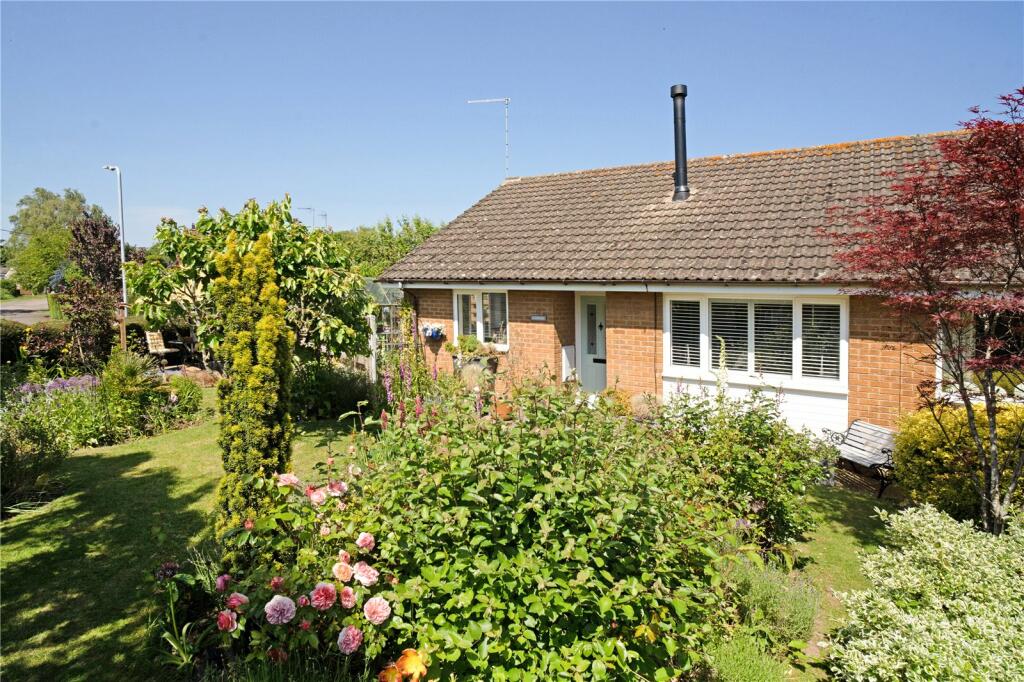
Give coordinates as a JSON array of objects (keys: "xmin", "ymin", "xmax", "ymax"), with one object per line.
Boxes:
[
  {"xmin": 145, "ymin": 331, "xmax": 183, "ymax": 371},
  {"xmin": 822, "ymin": 420, "xmax": 897, "ymax": 498}
]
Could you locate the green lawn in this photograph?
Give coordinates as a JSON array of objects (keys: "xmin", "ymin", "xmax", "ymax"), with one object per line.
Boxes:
[
  {"xmin": 1, "ymin": 408, "xmax": 896, "ymax": 682},
  {"xmin": 0, "ymin": 397, "xmax": 354, "ymax": 682}
]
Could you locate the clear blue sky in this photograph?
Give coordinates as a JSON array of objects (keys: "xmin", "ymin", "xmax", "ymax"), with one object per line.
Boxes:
[{"xmin": 2, "ymin": 2, "xmax": 1021, "ymax": 245}]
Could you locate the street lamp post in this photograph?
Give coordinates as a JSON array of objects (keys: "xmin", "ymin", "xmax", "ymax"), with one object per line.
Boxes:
[{"xmin": 103, "ymin": 165, "xmax": 129, "ymax": 351}]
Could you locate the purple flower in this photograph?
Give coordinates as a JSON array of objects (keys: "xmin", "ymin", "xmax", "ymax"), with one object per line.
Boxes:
[
  {"xmin": 399, "ymin": 361, "xmax": 412, "ymax": 392},
  {"xmin": 383, "ymin": 369, "xmax": 394, "ymax": 404},
  {"xmin": 154, "ymin": 561, "xmax": 180, "ymax": 581},
  {"xmin": 264, "ymin": 595, "xmax": 296, "ymax": 625},
  {"xmin": 414, "ymin": 395, "xmax": 423, "ymax": 419},
  {"xmin": 432, "ymin": 364, "xmax": 438, "ymax": 381}
]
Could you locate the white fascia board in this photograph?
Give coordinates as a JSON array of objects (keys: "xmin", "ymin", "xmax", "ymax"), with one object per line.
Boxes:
[{"xmin": 396, "ymin": 281, "xmax": 845, "ymax": 296}]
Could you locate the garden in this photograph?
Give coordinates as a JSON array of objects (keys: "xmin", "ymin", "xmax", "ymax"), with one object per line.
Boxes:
[{"xmin": 2, "ymin": 96, "xmax": 1024, "ymax": 681}]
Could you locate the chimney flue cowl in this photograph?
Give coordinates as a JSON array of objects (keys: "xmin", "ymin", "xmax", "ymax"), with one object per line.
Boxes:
[{"xmin": 670, "ymin": 84, "xmax": 690, "ymax": 201}]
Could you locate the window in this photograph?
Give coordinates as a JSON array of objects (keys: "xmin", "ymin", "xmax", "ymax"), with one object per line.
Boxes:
[
  {"xmin": 711, "ymin": 301, "xmax": 750, "ymax": 371},
  {"xmin": 754, "ymin": 303, "xmax": 793, "ymax": 375},
  {"xmin": 666, "ymin": 296, "xmax": 845, "ymax": 384},
  {"xmin": 802, "ymin": 304, "xmax": 841, "ymax": 379},
  {"xmin": 670, "ymin": 300, "xmax": 701, "ymax": 367},
  {"xmin": 482, "ymin": 292, "xmax": 508, "ymax": 345},
  {"xmin": 454, "ymin": 291, "xmax": 509, "ymax": 348}
]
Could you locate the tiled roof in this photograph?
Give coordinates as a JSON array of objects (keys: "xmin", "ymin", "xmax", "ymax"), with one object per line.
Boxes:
[{"xmin": 380, "ymin": 131, "xmax": 955, "ymax": 284}]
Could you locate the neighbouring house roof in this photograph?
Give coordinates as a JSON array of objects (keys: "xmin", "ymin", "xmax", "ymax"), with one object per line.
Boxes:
[{"xmin": 380, "ymin": 131, "xmax": 957, "ymax": 285}]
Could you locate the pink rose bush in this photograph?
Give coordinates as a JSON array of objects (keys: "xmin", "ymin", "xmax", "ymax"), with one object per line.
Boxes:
[
  {"xmin": 217, "ymin": 609, "xmax": 238, "ymax": 632},
  {"xmin": 356, "ymin": 532, "xmax": 375, "ymax": 551},
  {"xmin": 309, "ymin": 582, "xmax": 336, "ymax": 610},
  {"xmin": 225, "ymin": 592, "xmax": 249, "ymax": 611},
  {"xmin": 264, "ymin": 595, "xmax": 296, "ymax": 625},
  {"xmin": 363, "ymin": 596, "xmax": 391, "ymax": 625},
  {"xmin": 337, "ymin": 624, "xmax": 363, "ymax": 655}
]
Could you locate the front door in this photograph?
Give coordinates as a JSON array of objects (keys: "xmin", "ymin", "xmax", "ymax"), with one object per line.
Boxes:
[{"xmin": 579, "ymin": 296, "xmax": 607, "ymax": 392}]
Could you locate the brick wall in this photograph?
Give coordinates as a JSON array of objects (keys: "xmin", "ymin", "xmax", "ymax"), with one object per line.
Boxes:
[
  {"xmin": 848, "ymin": 295, "xmax": 935, "ymax": 428},
  {"xmin": 605, "ymin": 292, "xmax": 662, "ymax": 397},
  {"xmin": 410, "ymin": 288, "xmax": 575, "ymax": 383}
]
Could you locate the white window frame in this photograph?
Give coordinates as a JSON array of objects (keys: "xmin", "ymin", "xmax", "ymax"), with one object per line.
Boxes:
[
  {"xmin": 662, "ymin": 293, "xmax": 848, "ymax": 394},
  {"xmin": 452, "ymin": 289, "xmax": 510, "ymax": 352}
]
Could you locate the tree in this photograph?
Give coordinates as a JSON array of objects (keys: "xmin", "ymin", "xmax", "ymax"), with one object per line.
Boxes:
[
  {"xmin": 829, "ymin": 88, "xmax": 1024, "ymax": 534},
  {"xmin": 126, "ymin": 196, "xmax": 372, "ymax": 365},
  {"xmin": 59, "ymin": 210, "xmax": 122, "ymax": 365},
  {"xmin": 5, "ymin": 188, "xmax": 105, "ymax": 292},
  {"xmin": 334, "ymin": 215, "xmax": 440, "ymax": 277},
  {"xmin": 212, "ymin": 232, "xmax": 294, "ymax": 568}
]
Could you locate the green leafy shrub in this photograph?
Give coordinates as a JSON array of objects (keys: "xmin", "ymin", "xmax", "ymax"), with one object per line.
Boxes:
[
  {"xmin": 895, "ymin": 404, "xmax": 1024, "ymax": 521},
  {"xmin": 0, "ymin": 319, "xmax": 27, "ymax": 364},
  {"xmin": 663, "ymin": 390, "xmax": 830, "ymax": 546},
  {"xmin": 0, "ymin": 398, "xmax": 72, "ymax": 509},
  {"xmin": 167, "ymin": 375, "xmax": 203, "ymax": 421},
  {"xmin": 708, "ymin": 630, "xmax": 787, "ymax": 682},
  {"xmin": 728, "ymin": 560, "xmax": 818, "ymax": 651},
  {"xmin": 291, "ymin": 362, "xmax": 371, "ymax": 421},
  {"xmin": 99, "ymin": 350, "xmax": 163, "ymax": 441},
  {"xmin": 829, "ymin": 505, "xmax": 1024, "ymax": 681},
  {"xmin": 0, "ymin": 279, "xmax": 20, "ymax": 299},
  {"xmin": 212, "ymin": 232, "xmax": 295, "ymax": 569}
]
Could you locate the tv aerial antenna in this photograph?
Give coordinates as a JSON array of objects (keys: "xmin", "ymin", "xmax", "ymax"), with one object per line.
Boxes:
[{"xmin": 467, "ymin": 97, "xmax": 510, "ymax": 177}]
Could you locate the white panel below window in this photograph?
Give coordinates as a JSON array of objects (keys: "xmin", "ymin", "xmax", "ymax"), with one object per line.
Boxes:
[{"xmin": 662, "ymin": 377, "xmax": 848, "ymax": 436}]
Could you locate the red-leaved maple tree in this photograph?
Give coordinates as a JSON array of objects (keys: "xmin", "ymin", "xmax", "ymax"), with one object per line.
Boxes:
[{"xmin": 829, "ymin": 88, "xmax": 1024, "ymax": 534}]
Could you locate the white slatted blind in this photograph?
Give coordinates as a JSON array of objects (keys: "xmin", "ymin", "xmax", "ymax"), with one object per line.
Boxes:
[
  {"xmin": 754, "ymin": 303, "xmax": 793, "ymax": 375},
  {"xmin": 802, "ymin": 304, "xmax": 841, "ymax": 379},
  {"xmin": 670, "ymin": 300, "xmax": 701, "ymax": 367},
  {"xmin": 711, "ymin": 301, "xmax": 749, "ymax": 371}
]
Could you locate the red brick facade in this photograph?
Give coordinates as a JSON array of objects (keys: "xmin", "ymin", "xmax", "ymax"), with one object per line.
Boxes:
[
  {"xmin": 848, "ymin": 296, "xmax": 935, "ymax": 428},
  {"xmin": 605, "ymin": 292, "xmax": 662, "ymax": 397},
  {"xmin": 412, "ymin": 288, "xmax": 934, "ymax": 430}
]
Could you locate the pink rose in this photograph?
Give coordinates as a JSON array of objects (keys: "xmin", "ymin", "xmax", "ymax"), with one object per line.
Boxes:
[
  {"xmin": 243, "ymin": 518, "xmax": 254, "ymax": 530},
  {"xmin": 353, "ymin": 561, "xmax": 379, "ymax": 587},
  {"xmin": 338, "ymin": 550, "xmax": 352, "ymax": 564},
  {"xmin": 226, "ymin": 592, "xmax": 249, "ymax": 611},
  {"xmin": 299, "ymin": 619, "xmax": 311, "ymax": 631},
  {"xmin": 340, "ymin": 586, "xmax": 356, "ymax": 609},
  {"xmin": 215, "ymin": 574, "xmax": 232, "ymax": 592},
  {"xmin": 309, "ymin": 487, "xmax": 328, "ymax": 507},
  {"xmin": 356, "ymin": 532, "xmax": 375, "ymax": 551},
  {"xmin": 320, "ymin": 524, "xmax": 332, "ymax": 537},
  {"xmin": 297, "ymin": 595, "xmax": 310, "ymax": 607},
  {"xmin": 332, "ymin": 561, "xmax": 354, "ymax": 583},
  {"xmin": 276, "ymin": 472, "xmax": 300, "ymax": 488},
  {"xmin": 309, "ymin": 581, "xmax": 337, "ymax": 611},
  {"xmin": 217, "ymin": 609, "xmax": 238, "ymax": 632},
  {"xmin": 363, "ymin": 596, "xmax": 391, "ymax": 625},
  {"xmin": 337, "ymin": 625, "xmax": 363, "ymax": 655},
  {"xmin": 269, "ymin": 576, "xmax": 284, "ymax": 591},
  {"xmin": 328, "ymin": 480, "xmax": 348, "ymax": 496},
  {"xmin": 326, "ymin": 456, "xmax": 335, "ymax": 466},
  {"xmin": 264, "ymin": 595, "xmax": 296, "ymax": 625}
]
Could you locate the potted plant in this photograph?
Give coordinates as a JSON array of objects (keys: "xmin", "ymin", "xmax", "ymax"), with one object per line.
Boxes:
[{"xmin": 445, "ymin": 334, "xmax": 500, "ymax": 374}]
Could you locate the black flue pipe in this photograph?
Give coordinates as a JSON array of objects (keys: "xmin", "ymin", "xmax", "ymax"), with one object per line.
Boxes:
[{"xmin": 670, "ymin": 84, "xmax": 690, "ymax": 201}]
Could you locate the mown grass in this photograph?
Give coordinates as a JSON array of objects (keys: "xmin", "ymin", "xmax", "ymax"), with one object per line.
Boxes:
[{"xmin": 0, "ymin": 390, "xmax": 355, "ymax": 682}]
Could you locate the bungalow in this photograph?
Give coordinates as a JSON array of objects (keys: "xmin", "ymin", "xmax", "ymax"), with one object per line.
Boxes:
[{"xmin": 379, "ymin": 85, "xmax": 945, "ymax": 434}]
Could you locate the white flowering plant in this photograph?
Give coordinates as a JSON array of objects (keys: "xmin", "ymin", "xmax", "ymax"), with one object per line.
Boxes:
[{"xmin": 828, "ymin": 505, "xmax": 1024, "ymax": 681}]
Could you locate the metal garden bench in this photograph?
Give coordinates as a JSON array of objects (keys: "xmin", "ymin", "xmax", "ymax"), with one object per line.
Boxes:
[{"xmin": 822, "ymin": 420, "xmax": 897, "ymax": 498}]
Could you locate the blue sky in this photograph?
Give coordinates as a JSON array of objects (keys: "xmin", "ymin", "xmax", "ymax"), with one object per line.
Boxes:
[{"xmin": 2, "ymin": 2, "xmax": 1021, "ymax": 245}]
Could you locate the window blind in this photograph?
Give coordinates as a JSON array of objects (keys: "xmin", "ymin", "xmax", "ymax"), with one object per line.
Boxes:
[
  {"xmin": 802, "ymin": 304, "xmax": 841, "ymax": 379},
  {"xmin": 754, "ymin": 303, "xmax": 793, "ymax": 375},
  {"xmin": 482, "ymin": 293, "xmax": 508, "ymax": 344},
  {"xmin": 670, "ymin": 300, "xmax": 701, "ymax": 367},
  {"xmin": 711, "ymin": 301, "xmax": 749, "ymax": 371}
]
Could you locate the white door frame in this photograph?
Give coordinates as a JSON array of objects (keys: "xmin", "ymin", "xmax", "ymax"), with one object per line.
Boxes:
[{"xmin": 575, "ymin": 292, "xmax": 607, "ymax": 391}]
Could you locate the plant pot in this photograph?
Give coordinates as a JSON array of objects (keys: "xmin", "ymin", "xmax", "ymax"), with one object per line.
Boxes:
[{"xmin": 453, "ymin": 355, "xmax": 499, "ymax": 374}]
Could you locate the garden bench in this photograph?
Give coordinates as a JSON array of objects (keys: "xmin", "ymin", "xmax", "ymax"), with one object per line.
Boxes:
[
  {"xmin": 145, "ymin": 331, "xmax": 183, "ymax": 371},
  {"xmin": 822, "ymin": 420, "xmax": 897, "ymax": 498}
]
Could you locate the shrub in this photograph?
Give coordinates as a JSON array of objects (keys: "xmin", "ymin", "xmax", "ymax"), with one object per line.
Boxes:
[
  {"xmin": 291, "ymin": 362, "xmax": 371, "ymax": 421},
  {"xmin": 662, "ymin": 389, "xmax": 830, "ymax": 546},
  {"xmin": 167, "ymin": 375, "xmax": 203, "ymax": 422},
  {"xmin": 0, "ymin": 398, "xmax": 72, "ymax": 509},
  {"xmin": 212, "ymin": 232, "xmax": 295, "ymax": 569},
  {"xmin": 0, "ymin": 279, "xmax": 20, "ymax": 299},
  {"xmin": 59, "ymin": 277, "xmax": 117, "ymax": 367},
  {"xmin": 708, "ymin": 631, "xmax": 788, "ymax": 682},
  {"xmin": 728, "ymin": 560, "xmax": 818, "ymax": 651},
  {"xmin": 829, "ymin": 505, "xmax": 1024, "ymax": 681},
  {"xmin": 22, "ymin": 321, "xmax": 70, "ymax": 366},
  {"xmin": 99, "ymin": 350, "xmax": 163, "ymax": 440},
  {"xmin": 0, "ymin": 319, "xmax": 26, "ymax": 364},
  {"xmin": 895, "ymin": 404, "xmax": 1024, "ymax": 522}
]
